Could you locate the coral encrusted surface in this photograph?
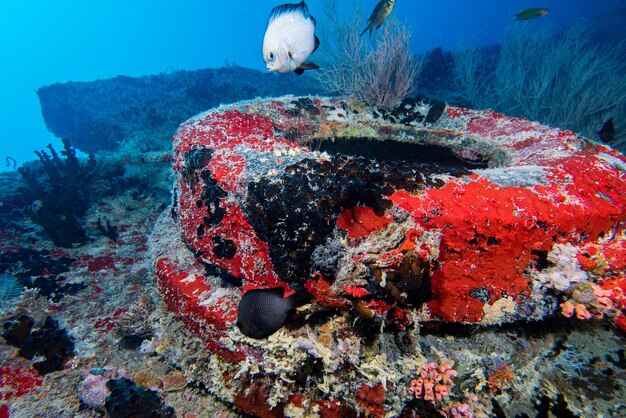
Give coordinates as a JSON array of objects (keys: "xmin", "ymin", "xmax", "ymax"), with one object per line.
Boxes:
[{"xmin": 148, "ymin": 95, "xmax": 626, "ymax": 416}]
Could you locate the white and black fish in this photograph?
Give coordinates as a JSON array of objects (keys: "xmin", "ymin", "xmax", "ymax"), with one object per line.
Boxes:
[
  {"xmin": 236, "ymin": 287, "xmax": 311, "ymax": 339},
  {"xmin": 263, "ymin": 1, "xmax": 320, "ymax": 75}
]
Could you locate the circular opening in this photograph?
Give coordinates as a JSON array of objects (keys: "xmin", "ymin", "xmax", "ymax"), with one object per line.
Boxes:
[{"xmin": 310, "ymin": 136, "xmax": 491, "ymax": 169}]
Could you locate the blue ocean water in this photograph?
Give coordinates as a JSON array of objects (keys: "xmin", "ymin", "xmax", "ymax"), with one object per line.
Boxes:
[{"xmin": 0, "ymin": 0, "xmax": 623, "ymax": 171}]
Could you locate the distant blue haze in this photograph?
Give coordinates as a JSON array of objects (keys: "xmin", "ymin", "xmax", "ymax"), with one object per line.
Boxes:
[{"xmin": 0, "ymin": 0, "xmax": 622, "ymax": 171}]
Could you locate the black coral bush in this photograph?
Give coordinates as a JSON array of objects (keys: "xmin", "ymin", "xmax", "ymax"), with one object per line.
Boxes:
[{"xmin": 18, "ymin": 138, "xmax": 96, "ymax": 247}]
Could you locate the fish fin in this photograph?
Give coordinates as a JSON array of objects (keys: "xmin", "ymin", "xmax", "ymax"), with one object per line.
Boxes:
[
  {"xmin": 360, "ymin": 26, "xmax": 370, "ymax": 37},
  {"xmin": 269, "ymin": 1, "xmax": 314, "ymax": 25},
  {"xmin": 270, "ymin": 287, "xmax": 287, "ymax": 297},
  {"xmin": 313, "ymin": 35, "xmax": 320, "ymax": 53},
  {"xmin": 243, "ymin": 287, "xmax": 285, "ymax": 298},
  {"xmin": 294, "ymin": 62, "xmax": 319, "ymax": 75},
  {"xmin": 278, "ymin": 48, "xmax": 290, "ymax": 66},
  {"xmin": 286, "ymin": 289, "xmax": 312, "ymax": 308}
]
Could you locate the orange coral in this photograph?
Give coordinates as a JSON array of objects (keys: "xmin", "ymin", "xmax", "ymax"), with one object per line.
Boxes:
[
  {"xmin": 560, "ymin": 301, "xmax": 592, "ymax": 320},
  {"xmin": 487, "ymin": 364, "xmax": 514, "ymax": 393},
  {"xmin": 560, "ymin": 282, "xmax": 617, "ymax": 320},
  {"xmin": 408, "ymin": 360, "xmax": 457, "ymax": 402},
  {"xmin": 560, "ymin": 300, "xmax": 575, "ymax": 317},
  {"xmin": 601, "ymin": 277, "xmax": 626, "ymax": 310}
]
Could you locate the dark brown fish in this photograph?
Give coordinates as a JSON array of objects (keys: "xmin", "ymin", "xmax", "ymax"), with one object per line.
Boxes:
[
  {"xmin": 515, "ymin": 8, "xmax": 549, "ymax": 20},
  {"xmin": 599, "ymin": 117, "xmax": 615, "ymax": 143}
]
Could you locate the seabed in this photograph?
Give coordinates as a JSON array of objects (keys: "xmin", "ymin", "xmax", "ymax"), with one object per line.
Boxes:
[{"xmin": 1, "ymin": 96, "xmax": 625, "ymax": 418}]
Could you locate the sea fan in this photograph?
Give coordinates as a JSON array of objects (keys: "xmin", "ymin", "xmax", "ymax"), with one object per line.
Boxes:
[{"xmin": 0, "ymin": 273, "xmax": 25, "ymax": 312}]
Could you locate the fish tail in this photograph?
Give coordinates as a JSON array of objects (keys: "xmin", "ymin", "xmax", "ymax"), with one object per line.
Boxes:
[{"xmin": 360, "ymin": 26, "xmax": 369, "ymax": 37}]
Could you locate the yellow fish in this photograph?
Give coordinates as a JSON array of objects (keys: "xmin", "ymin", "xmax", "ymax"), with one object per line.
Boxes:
[
  {"xmin": 361, "ymin": 0, "xmax": 396, "ymax": 37},
  {"xmin": 515, "ymin": 8, "xmax": 549, "ymax": 20}
]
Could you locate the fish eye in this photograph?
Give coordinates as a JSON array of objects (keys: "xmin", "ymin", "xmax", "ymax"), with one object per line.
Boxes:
[{"xmin": 267, "ymin": 52, "xmax": 274, "ymax": 61}]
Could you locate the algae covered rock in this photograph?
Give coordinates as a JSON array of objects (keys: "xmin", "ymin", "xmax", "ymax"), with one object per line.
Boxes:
[
  {"xmin": 149, "ymin": 95, "xmax": 626, "ymax": 416},
  {"xmin": 37, "ymin": 66, "xmax": 323, "ymax": 155}
]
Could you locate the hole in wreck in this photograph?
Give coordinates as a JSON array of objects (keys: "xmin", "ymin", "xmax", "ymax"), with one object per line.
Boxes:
[
  {"xmin": 244, "ymin": 131, "xmax": 497, "ymax": 287},
  {"xmin": 308, "ymin": 136, "xmax": 492, "ymax": 169}
]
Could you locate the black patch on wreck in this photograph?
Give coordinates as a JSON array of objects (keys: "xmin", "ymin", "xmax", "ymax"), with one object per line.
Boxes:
[
  {"xmin": 204, "ymin": 262, "xmax": 242, "ymax": 288},
  {"xmin": 181, "ymin": 146, "xmax": 228, "ymax": 229},
  {"xmin": 212, "ymin": 235, "xmax": 237, "ymax": 259},
  {"xmin": 244, "ymin": 141, "xmax": 473, "ymax": 284},
  {"xmin": 182, "ymin": 146, "xmax": 213, "ymax": 188},
  {"xmin": 310, "ymin": 136, "xmax": 487, "ymax": 169},
  {"xmin": 200, "ymin": 169, "xmax": 227, "ymax": 226}
]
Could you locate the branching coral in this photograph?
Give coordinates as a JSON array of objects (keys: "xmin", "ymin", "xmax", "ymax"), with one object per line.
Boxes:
[
  {"xmin": 0, "ymin": 273, "xmax": 24, "ymax": 312},
  {"xmin": 112, "ymin": 293, "xmax": 155, "ymax": 349},
  {"xmin": 314, "ymin": 0, "xmax": 422, "ymax": 109},
  {"xmin": 453, "ymin": 22, "xmax": 626, "ymax": 147},
  {"xmin": 18, "ymin": 138, "xmax": 96, "ymax": 247}
]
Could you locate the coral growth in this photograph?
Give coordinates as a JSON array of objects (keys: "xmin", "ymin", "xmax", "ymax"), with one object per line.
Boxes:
[
  {"xmin": 0, "ymin": 363, "xmax": 42, "ymax": 402},
  {"xmin": 2, "ymin": 315, "xmax": 75, "ymax": 375},
  {"xmin": 487, "ymin": 364, "xmax": 514, "ymax": 394},
  {"xmin": 316, "ymin": 2, "xmax": 422, "ymax": 109},
  {"xmin": 112, "ymin": 293, "xmax": 155, "ymax": 349},
  {"xmin": 97, "ymin": 217, "xmax": 119, "ymax": 241},
  {"xmin": 79, "ymin": 373, "xmax": 111, "ymax": 410},
  {"xmin": 18, "ymin": 138, "xmax": 96, "ymax": 247},
  {"xmin": 105, "ymin": 377, "xmax": 175, "ymax": 418},
  {"xmin": 356, "ymin": 382, "xmax": 385, "ymax": 418},
  {"xmin": 0, "ymin": 274, "xmax": 24, "ymax": 312},
  {"xmin": 453, "ymin": 23, "xmax": 626, "ymax": 148},
  {"xmin": 78, "ymin": 368, "xmax": 133, "ymax": 411},
  {"xmin": 0, "ymin": 248, "xmax": 84, "ymax": 303},
  {"xmin": 440, "ymin": 402, "xmax": 474, "ymax": 418},
  {"xmin": 152, "ymin": 95, "xmax": 626, "ymax": 416},
  {"xmin": 408, "ymin": 360, "xmax": 457, "ymax": 402}
]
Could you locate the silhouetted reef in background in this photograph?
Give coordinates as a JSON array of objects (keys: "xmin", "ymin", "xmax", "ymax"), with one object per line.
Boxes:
[
  {"xmin": 38, "ymin": 50, "xmax": 623, "ymax": 157},
  {"xmin": 37, "ymin": 65, "xmax": 325, "ymax": 155}
]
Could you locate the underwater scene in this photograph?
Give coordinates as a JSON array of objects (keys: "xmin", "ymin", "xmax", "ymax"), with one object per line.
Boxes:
[{"xmin": 1, "ymin": 0, "xmax": 626, "ymax": 417}]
